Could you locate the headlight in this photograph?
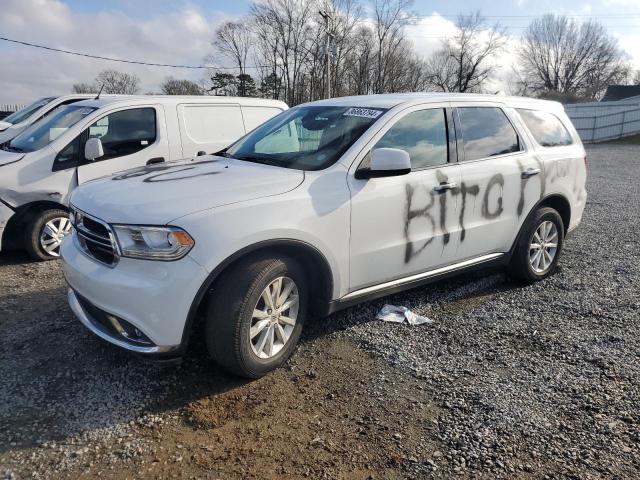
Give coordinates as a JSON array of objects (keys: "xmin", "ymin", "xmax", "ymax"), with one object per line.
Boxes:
[{"xmin": 112, "ymin": 225, "xmax": 194, "ymax": 261}]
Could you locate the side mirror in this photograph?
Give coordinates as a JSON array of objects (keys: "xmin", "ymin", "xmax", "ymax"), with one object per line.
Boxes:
[
  {"xmin": 355, "ymin": 148, "xmax": 411, "ymax": 180},
  {"xmin": 84, "ymin": 137, "xmax": 104, "ymax": 161}
]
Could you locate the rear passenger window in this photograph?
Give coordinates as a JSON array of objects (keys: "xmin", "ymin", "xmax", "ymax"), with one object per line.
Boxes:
[
  {"xmin": 86, "ymin": 108, "xmax": 156, "ymax": 160},
  {"xmin": 375, "ymin": 108, "xmax": 448, "ymax": 169},
  {"xmin": 458, "ymin": 107, "xmax": 521, "ymax": 161},
  {"xmin": 517, "ymin": 109, "xmax": 573, "ymax": 147}
]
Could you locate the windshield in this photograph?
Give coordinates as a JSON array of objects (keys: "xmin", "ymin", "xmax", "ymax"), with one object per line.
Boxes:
[
  {"xmin": 3, "ymin": 97, "xmax": 55, "ymax": 125},
  {"xmin": 7, "ymin": 105, "xmax": 96, "ymax": 153},
  {"xmin": 225, "ymin": 105, "xmax": 387, "ymax": 171}
]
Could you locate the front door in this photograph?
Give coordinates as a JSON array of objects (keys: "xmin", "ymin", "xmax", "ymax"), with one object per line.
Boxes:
[
  {"xmin": 77, "ymin": 105, "xmax": 167, "ymax": 184},
  {"xmin": 348, "ymin": 105, "xmax": 461, "ymax": 292}
]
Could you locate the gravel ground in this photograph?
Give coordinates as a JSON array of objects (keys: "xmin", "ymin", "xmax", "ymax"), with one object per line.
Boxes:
[{"xmin": 1, "ymin": 145, "xmax": 638, "ymax": 479}]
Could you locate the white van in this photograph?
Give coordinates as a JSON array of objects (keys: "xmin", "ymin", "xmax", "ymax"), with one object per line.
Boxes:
[
  {"xmin": 0, "ymin": 95, "xmax": 288, "ymax": 260},
  {"xmin": 0, "ymin": 94, "xmax": 99, "ymax": 144}
]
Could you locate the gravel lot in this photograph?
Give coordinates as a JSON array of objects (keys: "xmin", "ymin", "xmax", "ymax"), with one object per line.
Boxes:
[{"xmin": 1, "ymin": 145, "xmax": 638, "ymax": 479}]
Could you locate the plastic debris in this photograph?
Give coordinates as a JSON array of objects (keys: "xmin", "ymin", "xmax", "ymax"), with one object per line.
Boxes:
[{"xmin": 377, "ymin": 304, "xmax": 433, "ymax": 326}]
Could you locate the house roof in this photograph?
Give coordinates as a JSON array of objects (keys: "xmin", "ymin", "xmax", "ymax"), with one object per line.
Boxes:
[{"xmin": 601, "ymin": 85, "xmax": 640, "ymax": 102}]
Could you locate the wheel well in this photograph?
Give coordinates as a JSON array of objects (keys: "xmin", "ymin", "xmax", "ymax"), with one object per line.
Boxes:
[
  {"xmin": 184, "ymin": 240, "xmax": 335, "ymax": 348},
  {"xmin": 2, "ymin": 201, "xmax": 68, "ymax": 250},
  {"xmin": 538, "ymin": 195, "xmax": 571, "ymax": 233}
]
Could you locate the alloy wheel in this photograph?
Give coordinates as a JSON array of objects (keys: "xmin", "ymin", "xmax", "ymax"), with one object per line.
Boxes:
[
  {"xmin": 249, "ymin": 276, "xmax": 299, "ymax": 359},
  {"xmin": 529, "ymin": 220, "xmax": 558, "ymax": 274}
]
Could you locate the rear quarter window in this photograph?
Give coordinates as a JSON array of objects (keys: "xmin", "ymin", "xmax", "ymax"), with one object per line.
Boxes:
[{"xmin": 517, "ymin": 109, "xmax": 573, "ymax": 147}]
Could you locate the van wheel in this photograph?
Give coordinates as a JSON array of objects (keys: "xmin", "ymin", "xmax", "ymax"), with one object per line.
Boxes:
[
  {"xmin": 24, "ymin": 209, "xmax": 71, "ymax": 261},
  {"xmin": 509, "ymin": 207, "xmax": 564, "ymax": 284},
  {"xmin": 205, "ymin": 256, "xmax": 307, "ymax": 378}
]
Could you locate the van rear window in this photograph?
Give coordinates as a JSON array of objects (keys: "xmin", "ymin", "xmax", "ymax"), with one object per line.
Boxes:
[{"xmin": 517, "ymin": 109, "xmax": 573, "ymax": 147}]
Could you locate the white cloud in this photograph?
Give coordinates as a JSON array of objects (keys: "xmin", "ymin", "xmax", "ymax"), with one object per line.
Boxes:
[
  {"xmin": 405, "ymin": 12, "xmax": 640, "ymax": 95},
  {"xmin": 0, "ymin": 0, "xmax": 231, "ymax": 104}
]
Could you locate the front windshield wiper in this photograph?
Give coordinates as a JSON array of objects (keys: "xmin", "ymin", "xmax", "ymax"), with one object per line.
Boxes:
[
  {"xmin": 0, "ymin": 143, "xmax": 24, "ymax": 153},
  {"xmin": 235, "ymin": 155, "xmax": 283, "ymax": 167}
]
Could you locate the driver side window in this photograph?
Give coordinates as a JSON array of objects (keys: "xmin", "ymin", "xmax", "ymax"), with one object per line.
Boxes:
[{"xmin": 86, "ymin": 108, "xmax": 156, "ymax": 161}]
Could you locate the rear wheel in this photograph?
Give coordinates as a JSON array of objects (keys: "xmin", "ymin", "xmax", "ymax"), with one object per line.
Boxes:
[
  {"xmin": 205, "ymin": 256, "xmax": 307, "ymax": 378},
  {"xmin": 509, "ymin": 207, "xmax": 564, "ymax": 283},
  {"xmin": 24, "ymin": 209, "xmax": 71, "ymax": 261}
]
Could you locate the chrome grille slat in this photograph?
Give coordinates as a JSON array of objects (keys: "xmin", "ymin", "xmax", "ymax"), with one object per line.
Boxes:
[
  {"xmin": 76, "ymin": 230, "xmax": 113, "ymax": 248},
  {"xmin": 70, "ymin": 206, "xmax": 119, "ymax": 267}
]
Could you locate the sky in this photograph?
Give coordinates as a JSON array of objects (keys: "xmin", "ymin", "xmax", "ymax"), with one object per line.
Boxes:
[{"xmin": 1, "ymin": 0, "xmax": 639, "ymax": 104}]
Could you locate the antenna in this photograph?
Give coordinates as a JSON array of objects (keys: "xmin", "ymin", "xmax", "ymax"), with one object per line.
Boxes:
[{"xmin": 94, "ymin": 84, "xmax": 104, "ymax": 100}]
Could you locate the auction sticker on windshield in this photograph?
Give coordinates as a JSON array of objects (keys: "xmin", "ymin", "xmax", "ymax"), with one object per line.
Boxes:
[{"xmin": 343, "ymin": 107, "xmax": 384, "ymax": 119}]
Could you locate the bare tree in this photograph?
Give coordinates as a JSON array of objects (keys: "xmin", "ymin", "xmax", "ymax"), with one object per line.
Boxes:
[
  {"xmin": 160, "ymin": 77, "xmax": 203, "ymax": 95},
  {"xmin": 517, "ymin": 14, "xmax": 630, "ymax": 99},
  {"xmin": 95, "ymin": 70, "xmax": 140, "ymax": 94},
  {"xmin": 371, "ymin": 0, "xmax": 412, "ymax": 93},
  {"xmin": 72, "ymin": 70, "xmax": 140, "ymax": 95},
  {"xmin": 426, "ymin": 12, "xmax": 506, "ymax": 93},
  {"xmin": 633, "ymin": 70, "xmax": 640, "ymax": 85},
  {"xmin": 72, "ymin": 82, "xmax": 97, "ymax": 94},
  {"xmin": 251, "ymin": 0, "xmax": 316, "ymax": 106},
  {"xmin": 213, "ymin": 21, "xmax": 253, "ymax": 96}
]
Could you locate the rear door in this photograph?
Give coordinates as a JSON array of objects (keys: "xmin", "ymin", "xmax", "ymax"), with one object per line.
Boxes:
[
  {"xmin": 453, "ymin": 103, "xmax": 543, "ymax": 260},
  {"xmin": 348, "ymin": 104, "xmax": 461, "ymax": 291},
  {"xmin": 76, "ymin": 105, "xmax": 168, "ymax": 184},
  {"xmin": 177, "ymin": 103, "xmax": 246, "ymax": 157}
]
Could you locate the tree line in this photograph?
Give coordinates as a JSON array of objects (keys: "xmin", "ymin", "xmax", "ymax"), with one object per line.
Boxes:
[{"xmin": 73, "ymin": 1, "xmax": 638, "ymax": 104}]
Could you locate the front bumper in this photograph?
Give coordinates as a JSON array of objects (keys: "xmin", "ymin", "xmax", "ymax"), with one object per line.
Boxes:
[
  {"xmin": 61, "ymin": 234, "xmax": 210, "ymax": 353},
  {"xmin": 0, "ymin": 201, "xmax": 15, "ymax": 252}
]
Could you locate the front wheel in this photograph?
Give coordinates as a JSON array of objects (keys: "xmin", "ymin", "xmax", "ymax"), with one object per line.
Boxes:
[
  {"xmin": 24, "ymin": 209, "xmax": 72, "ymax": 261},
  {"xmin": 509, "ymin": 207, "xmax": 564, "ymax": 283},
  {"xmin": 205, "ymin": 256, "xmax": 307, "ymax": 378}
]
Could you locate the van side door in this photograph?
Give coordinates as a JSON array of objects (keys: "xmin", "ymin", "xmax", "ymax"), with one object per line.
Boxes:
[
  {"xmin": 452, "ymin": 104, "xmax": 543, "ymax": 260},
  {"xmin": 72, "ymin": 105, "xmax": 168, "ymax": 184},
  {"xmin": 348, "ymin": 105, "xmax": 461, "ymax": 292},
  {"xmin": 177, "ymin": 103, "xmax": 246, "ymax": 157}
]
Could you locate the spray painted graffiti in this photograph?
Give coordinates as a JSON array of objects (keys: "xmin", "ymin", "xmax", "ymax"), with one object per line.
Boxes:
[
  {"xmin": 111, "ymin": 160, "xmax": 222, "ymax": 183},
  {"xmin": 404, "ymin": 162, "xmax": 549, "ymax": 264}
]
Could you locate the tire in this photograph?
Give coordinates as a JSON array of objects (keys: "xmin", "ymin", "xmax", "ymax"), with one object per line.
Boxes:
[
  {"xmin": 24, "ymin": 209, "xmax": 72, "ymax": 261},
  {"xmin": 205, "ymin": 256, "xmax": 308, "ymax": 378},
  {"xmin": 509, "ymin": 207, "xmax": 564, "ymax": 284}
]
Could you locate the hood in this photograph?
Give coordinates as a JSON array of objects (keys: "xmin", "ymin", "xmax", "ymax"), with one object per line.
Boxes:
[
  {"xmin": 0, "ymin": 121, "xmax": 12, "ymax": 132},
  {"xmin": 0, "ymin": 150, "xmax": 24, "ymax": 167},
  {"xmin": 71, "ymin": 156, "xmax": 305, "ymax": 224}
]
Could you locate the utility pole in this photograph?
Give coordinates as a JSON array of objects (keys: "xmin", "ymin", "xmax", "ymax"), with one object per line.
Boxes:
[{"xmin": 319, "ymin": 10, "xmax": 332, "ymax": 99}]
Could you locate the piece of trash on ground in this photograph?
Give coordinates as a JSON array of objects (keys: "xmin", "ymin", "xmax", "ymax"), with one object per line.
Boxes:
[{"xmin": 377, "ymin": 304, "xmax": 433, "ymax": 326}]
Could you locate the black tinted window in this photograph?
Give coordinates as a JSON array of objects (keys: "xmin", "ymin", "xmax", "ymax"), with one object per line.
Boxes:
[
  {"xmin": 375, "ymin": 109, "xmax": 448, "ymax": 168},
  {"xmin": 517, "ymin": 109, "xmax": 573, "ymax": 147},
  {"xmin": 87, "ymin": 108, "xmax": 156, "ymax": 160},
  {"xmin": 458, "ymin": 107, "xmax": 520, "ymax": 161}
]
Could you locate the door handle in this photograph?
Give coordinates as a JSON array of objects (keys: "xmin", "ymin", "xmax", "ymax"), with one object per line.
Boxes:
[
  {"xmin": 433, "ymin": 182, "xmax": 458, "ymax": 193},
  {"xmin": 146, "ymin": 157, "xmax": 165, "ymax": 165},
  {"xmin": 521, "ymin": 167, "xmax": 541, "ymax": 178}
]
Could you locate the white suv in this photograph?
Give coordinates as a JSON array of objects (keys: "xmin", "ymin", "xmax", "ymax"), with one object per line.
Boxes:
[{"xmin": 61, "ymin": 93, "xmax": 587, "ymax": 378}]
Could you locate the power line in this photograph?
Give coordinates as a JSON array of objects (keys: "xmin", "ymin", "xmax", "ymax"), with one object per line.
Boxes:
[
  {"xmin": 408, "ymin": 13, "xmax": 640, "ymax": 19},
  {"xmin": 0, "ymin": 36, "xmax": 267, "ymax": 70}
]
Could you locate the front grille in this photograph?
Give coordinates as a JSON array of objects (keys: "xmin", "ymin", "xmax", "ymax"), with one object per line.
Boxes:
[{"xmin": 71, "ymin": 207, "xmax": 119, "ymax": 266}]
